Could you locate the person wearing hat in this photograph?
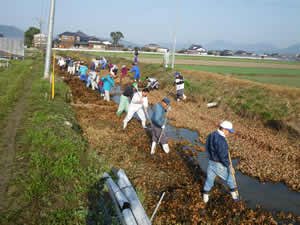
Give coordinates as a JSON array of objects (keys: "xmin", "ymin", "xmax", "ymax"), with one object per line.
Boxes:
[
  {"xmin": 123, "ymin": 88, "xmax": 149, "ymax": 129},
  {"xmin": 116, "ymin": 83, "xmax": 138, "ymax": 116},
  {"xmin": 150, "ymin": 97, "xmax": 171, "ymax": 154},
  {"xmin": 174, "ymin": 72, "xmax": 186, "ymax": 102},
  {"xmin": 203, "ymin": 121, "xmax": 239, "ymax": 203}
]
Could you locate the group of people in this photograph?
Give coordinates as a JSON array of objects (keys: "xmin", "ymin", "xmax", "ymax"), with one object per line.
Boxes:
[{"xmin": 58, "ymin": 54, "xmax": 239, "ymax": 204}]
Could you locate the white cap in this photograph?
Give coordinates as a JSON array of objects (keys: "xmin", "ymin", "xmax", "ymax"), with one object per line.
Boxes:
[{"xmin": 220, "ymin": 121, "xmax": 234, "ymax": 133}]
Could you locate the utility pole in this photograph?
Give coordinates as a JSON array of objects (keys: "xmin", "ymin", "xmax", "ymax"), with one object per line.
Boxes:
[
  {"xmin": 43, "ymin": 0, "xmax": 56, "ymax": 80},
  {"xmin": 171, "ymin": 0, "xmax": 179, "ymax": 69}
]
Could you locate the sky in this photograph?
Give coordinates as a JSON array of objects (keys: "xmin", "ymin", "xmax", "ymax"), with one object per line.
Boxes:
[{"xmin": 1, "ymin": 0, "xmax": 300, "ymax": 48}]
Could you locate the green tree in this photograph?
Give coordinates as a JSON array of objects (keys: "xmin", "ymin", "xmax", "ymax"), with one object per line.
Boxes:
[
  {"xmin": 24, "ymin": 27, "xmax": 40, "ymax": 47},
  {"xmin": 110, "ymin": 31, "xmax": 124, "ymax": 47}
]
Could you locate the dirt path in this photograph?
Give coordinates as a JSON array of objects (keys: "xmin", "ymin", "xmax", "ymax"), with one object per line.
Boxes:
[
  {"xmin": 0, "ymin": 72, "xmax": 33, "ymax": 211},
  {"xmin": 124, "ymin": 56, "xmax": 300, "ymax": 70}
]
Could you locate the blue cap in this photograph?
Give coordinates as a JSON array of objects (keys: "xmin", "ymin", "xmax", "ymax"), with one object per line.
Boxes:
[
  {"xmin": 162, "ymin": 97, "xmax": 171, "ymax": 105},
  {"xmin": 174, "ymin": 72, "xmax": 180, "ymax": 77}
]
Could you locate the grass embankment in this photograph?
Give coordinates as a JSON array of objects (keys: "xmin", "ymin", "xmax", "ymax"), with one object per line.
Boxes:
[
  {"xmin": 176, "ymin": 65, "xmax": 300, "ymax": 88},
  {"xmin": 0, "ymin": 55, "xmax": 119, "ymax": 224},
  {"xmin": 0, "ymin": 58, "xmax": 35, "ymax": 128}
]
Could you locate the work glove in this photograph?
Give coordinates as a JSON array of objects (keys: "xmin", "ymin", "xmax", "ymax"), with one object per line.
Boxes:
[
  {"xmin": 229, "ymin": 166, "xmax": 235, "ymax": 175},
  {"xmin": 162, "ymin": 125, "xmax": 165, "ymax": 129}
]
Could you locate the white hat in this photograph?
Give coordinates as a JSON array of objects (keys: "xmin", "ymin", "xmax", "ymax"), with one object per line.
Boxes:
[{"xmin": 220, "ymin": 121, "xmax": 234, "ymax": 133}]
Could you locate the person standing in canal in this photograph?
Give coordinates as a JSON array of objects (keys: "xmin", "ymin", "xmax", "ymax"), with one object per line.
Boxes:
[
  {"xmin": 150, "ymin": 97, "xmax": 171, "ymax": 155},
  {"xmin": 116, "ymin": 83, "xmax": 138, "ymax": 116},
  {"xmin": 101, "ymin": 74, "xmax": 115, "ymax": 101},
  {"xmin": 203, "ymin": 121, "xmax": 239, "ymax": 203},
  {"xmin": 123, "ymin": 88, "xmax": 149, "ymax": 130}
]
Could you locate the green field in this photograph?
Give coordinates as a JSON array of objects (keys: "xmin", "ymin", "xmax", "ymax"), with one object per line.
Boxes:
[
  {"xmin": 58, "ymin": 50, "xmax": 300, "ymax": 65},
  {"xmin": 176, "ymin": 64, "xmax": 300, "ymax": 88}
]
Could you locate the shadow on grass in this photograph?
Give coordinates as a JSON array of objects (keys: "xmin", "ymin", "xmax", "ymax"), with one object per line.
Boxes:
[{"xmin": 86, "ymin": 178, "xmax": 120, "ymax": 225}]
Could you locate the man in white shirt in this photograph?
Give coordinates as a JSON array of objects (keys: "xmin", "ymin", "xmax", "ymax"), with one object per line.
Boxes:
[
  {"xmin": 123, "ymin": 88, "xmax": 150, "ymax": 130},
  {"xmin": 146, "ymin": 76, "xmax": 159, "ymax": 90}
]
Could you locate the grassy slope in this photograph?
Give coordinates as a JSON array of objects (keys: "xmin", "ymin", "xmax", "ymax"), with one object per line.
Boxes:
[
  {"xmin": 0, "ymin": 55, "xmax": 119, "ymax": 225},
  {"xmin": 0, "ymin": 58, "xmax": 35, "ymax": 127}
]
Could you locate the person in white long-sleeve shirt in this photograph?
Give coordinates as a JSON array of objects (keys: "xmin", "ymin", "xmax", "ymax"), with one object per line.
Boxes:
[
  {"xmin": 123, "ymin": 88, "xmax": 150, "ymax": 130},
  {"xmin": 57, "ymin": 58, "xmax": 66, "ymax": 71}
]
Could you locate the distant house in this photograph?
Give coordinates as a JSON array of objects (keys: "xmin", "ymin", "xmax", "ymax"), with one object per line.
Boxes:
[
  {"xmin": 143, "ymin": 44, "xmax": 168, "ymax": 53},
  {"xmin": 0, "ymin": 34, "xmax": 3, "ymax": 38},
  {"xmin": 33, "ymin": 33, "xmax": 47, "ymax": 48},
  {"xmin": 87, "ymin": 38, "xmax": 112, "ymax": 49},
  {"xmin": 235, "ymin": 50, "xmax": 248, "ymax": 56},
  {"xmin": 54, "ymin": 31, "xmax": 113, "ymax": 49},
  {"xmin": 220, "ymin": 50, "xmax": 233, "ymax": 56},
  {"xmin": 187, "ymin": 44, "xmax": 207, "ymax": 54},
  {"xmin": 144, "ymin": 43, "xmax": 160, "ymax": 51},
  {"xmin": 55, "ymin": 31, "xmax": 90, "ymax": 48}
]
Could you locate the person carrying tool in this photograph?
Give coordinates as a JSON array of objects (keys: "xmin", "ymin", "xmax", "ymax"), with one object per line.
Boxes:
[
  {"xmin": 101, "ymin": 74, "xmax": 115, "ymax": 101},
  {"xmin": 145, "ymin": 76, "xmax": 159, "ymax": 90},
  {"xmin": 203, "ymin": 121, "xmax": 239, "ymax": 203},
  {"xmin": 130, "ymin": 63, "xmax": 141, "ymax": 82},
  {"xmin": 150, "ymin": 97, "xmax": 171, "ymax": 154},
  {"xmin": 116, "ymin": 83, "xmax": 138, "ymax": 116},
  {"xmin": 174, "ymin": 72, "xmax": 186, "ymax": 102},
  {"xmin": 123, "ymin": 88, "xmax": 149, "ymax": 130}
]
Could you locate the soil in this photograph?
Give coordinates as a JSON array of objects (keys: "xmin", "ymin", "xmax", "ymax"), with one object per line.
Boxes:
[
  {"xmin": 0, "ymin": 70, "xmax": 33, "ymax": 211},
  {"xmin": 125, "ymin": 57, "xmax": 300, "ymax": 69},
  {"xmin": 59, "ymin": 66, "xmax": 299, "ymax": 224}
]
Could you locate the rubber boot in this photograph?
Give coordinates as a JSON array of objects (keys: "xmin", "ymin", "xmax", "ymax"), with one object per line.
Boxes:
[
  {"xmin": 203, "ymin": 193, "xmax": 209, "ymax": 203},
  {"xmin": 123, "ymin": 121, "xmax": 127, "ymax": 130},
  {"xmin": 162, "ymin": 144, "xmax": 170, "ymax": 153},
  {"xmin": 230, "ymin": 191, "xmax": 239, "ymax": 202},
  {"xmin": 151, "ymin": 142, "xmax": 156, "ymax": 154}
]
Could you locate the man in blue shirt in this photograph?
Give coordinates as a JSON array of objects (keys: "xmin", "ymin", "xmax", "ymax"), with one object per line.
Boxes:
[
  {"xmin": 130, "ymin": 63, "xmax": 140, "ymax": 82},
  {"xmin": 150, "ymin": 97, "xmax": 171, "ymax": 154},
  {"xmin": 203, "ymin": 121, "xmax": 239, "ymax": 203}
]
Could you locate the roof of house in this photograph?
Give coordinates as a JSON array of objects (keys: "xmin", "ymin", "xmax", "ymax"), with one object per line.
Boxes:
[
  {"xmin": 188, "ymin": 44, "xmax": 204, "ymax": 50},
  {"xmin": 59, "ymin": 31, "xmax": 90, "ymax": 39}
]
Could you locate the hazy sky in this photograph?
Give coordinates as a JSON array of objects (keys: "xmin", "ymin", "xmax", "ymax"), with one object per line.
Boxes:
[{"xmin": 1, "ymin": 0, "xmax": 300, "ymax": 47}]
